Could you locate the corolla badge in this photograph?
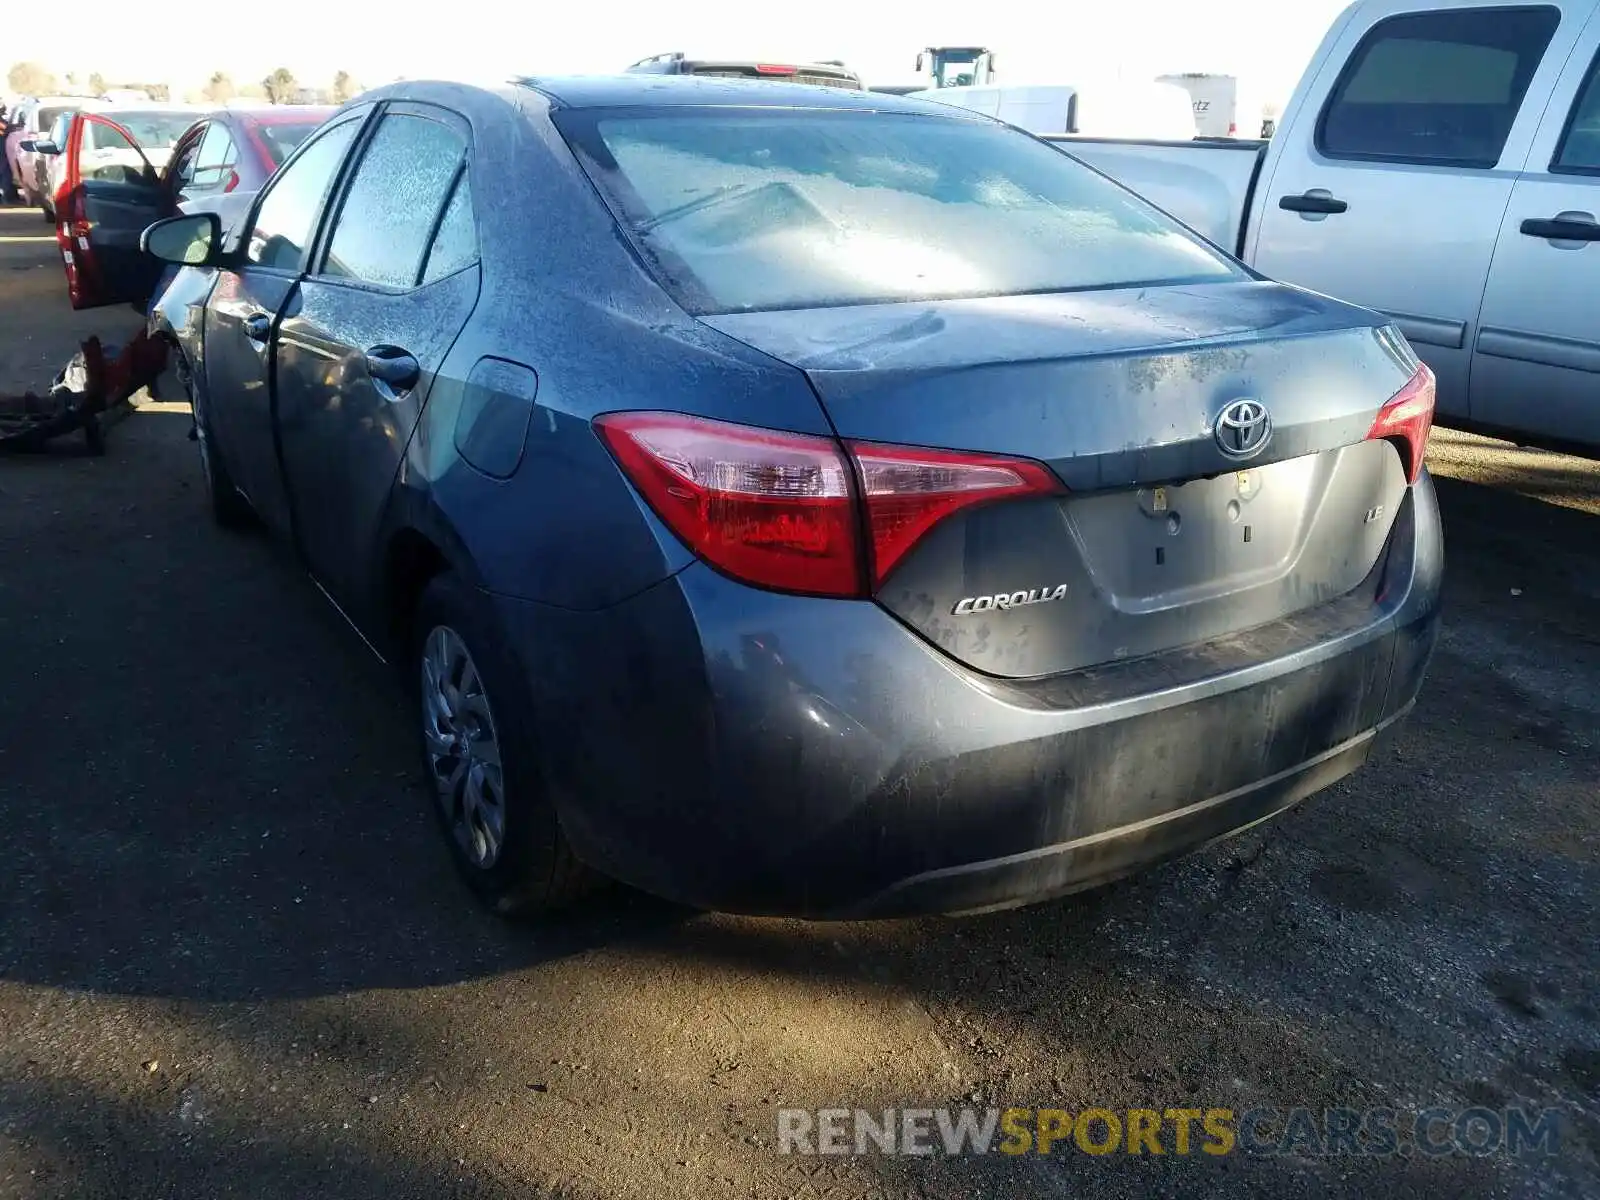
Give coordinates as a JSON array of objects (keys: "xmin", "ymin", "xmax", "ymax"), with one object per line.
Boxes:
[
  {"xmin": 1215, "ymin": 398, "xmax": 1273, "ymax": 459},
  {"xmin": 953, "ymin": 585, "xmax": 1069, "ymax": 615}
]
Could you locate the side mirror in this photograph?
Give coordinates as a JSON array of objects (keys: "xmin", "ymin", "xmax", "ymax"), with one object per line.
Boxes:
[
  {"xmin": 141, "ymin": 211, "xmax": 222, "ymax": 266},
  {"xmin": 33, "ymin": 139, "xmax": 59, "ymax": 155},
  {"xmin": 18, "ymin": 139, "xmax": 36, "ymax": 153}
]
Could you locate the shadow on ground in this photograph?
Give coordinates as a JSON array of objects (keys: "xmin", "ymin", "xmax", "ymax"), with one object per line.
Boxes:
[{"xmin": 2, "ymin": 401, "xmax": 1595, "ymax": 1198}]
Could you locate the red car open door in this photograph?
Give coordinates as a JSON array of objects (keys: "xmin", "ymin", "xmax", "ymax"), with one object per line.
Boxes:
[{"xmin": 55, "ymin": 112, "xmax": 169, "ymax": 309}]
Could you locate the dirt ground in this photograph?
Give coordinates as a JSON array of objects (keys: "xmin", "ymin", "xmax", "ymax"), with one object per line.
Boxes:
[{"xmin": 0, "ymin": 205, "xmax": 1596, "ymax": 1199}]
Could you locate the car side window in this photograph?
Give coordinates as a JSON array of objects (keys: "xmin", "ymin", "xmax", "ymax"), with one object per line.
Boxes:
[
  {"xmin": 1553, "ymin": 51, "xmax": 1600, "ymax": 173},
  {"xmin": 419, "ymin": 171, "xmax": 477, "ymax": 284},
  {"xmin": 246, "ymin": 119, "xmax": 360, "ymax": 270},
  {"xmin": 1317, "ymin": 6, "xmax": 1562, "ymax": 167},
  {"xmin": 191, "ymin": 121, "xmax": 238, "ymax": 193},
  {"xmin": 321, "ymin": 113, "xmax": 466, "ymax": 289}
]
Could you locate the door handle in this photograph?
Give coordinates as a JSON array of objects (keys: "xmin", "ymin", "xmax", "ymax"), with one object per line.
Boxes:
[
  {"xmin": 243, "ymin": 312, "xmax": 271, "ymax": 343},
  {"xmin": 365, "ymin": 345, "xmax": 420, "ymax": 393},
  {"xmin": 1520, "ymin": 216, "xmax": 1600, "ymax": 242},
  {"xmin": 1278, "ymin": 192, "xmax": 1348, "ymax": 215}
]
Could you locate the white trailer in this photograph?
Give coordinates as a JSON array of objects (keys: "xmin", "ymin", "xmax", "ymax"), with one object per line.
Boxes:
[{"xmin": 1156, "ymin": 73, "xmax": 1239, "ymax": 137}]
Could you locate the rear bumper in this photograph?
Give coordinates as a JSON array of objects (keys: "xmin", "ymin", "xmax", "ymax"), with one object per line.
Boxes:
[{"xmin": 498, "ymin": 474, "xmax": 1443, "ymax": 918}]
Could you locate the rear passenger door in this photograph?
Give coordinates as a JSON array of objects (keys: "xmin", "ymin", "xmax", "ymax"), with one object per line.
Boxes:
[
  {"xmin": 274, "ymin": 103, "xmax": 481, "ymax": 623},
  {"xmin": 1471, "ymin": 15, "xmax": 1600, "ymax": 447},
  {"xmin": 1250, "ymin": 4, "xmax": 1579, "ymax": 422}
]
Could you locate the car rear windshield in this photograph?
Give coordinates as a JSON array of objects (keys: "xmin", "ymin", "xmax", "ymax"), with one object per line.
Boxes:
[
  {"xmin": 556, "ymin": 109, "xmax": 1240, "ymax": 313},
  {"xmin": 252, "ymin": 120, "xmax": 325, "ymax": 167},
  {"xmin": 37, "ymin": 106, "xmax": 78, "ymax": 131},
  {"xmin": 113, "ymin": 112, "xmax": 198, "ymax": 150}
]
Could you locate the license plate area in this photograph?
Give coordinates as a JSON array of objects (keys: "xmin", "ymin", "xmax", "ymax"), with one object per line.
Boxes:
[{"xmin": 1066, "ymin": 455, "xmax": 1322, "ymax": 614}]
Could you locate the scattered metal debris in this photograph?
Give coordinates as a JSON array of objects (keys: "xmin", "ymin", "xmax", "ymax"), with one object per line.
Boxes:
[{"xmin": 0, "ymin": 331, "xmax": 168, "ymax": 455}]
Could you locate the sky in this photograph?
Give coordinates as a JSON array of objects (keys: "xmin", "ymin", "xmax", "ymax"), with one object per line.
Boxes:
[{"xmin": 13, "ymin": 0, "xmax": 1352, "ymax": 108}]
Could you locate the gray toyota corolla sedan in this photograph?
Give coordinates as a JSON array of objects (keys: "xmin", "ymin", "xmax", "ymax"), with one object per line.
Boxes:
[{"xmin": 119, "ymin": 76, "xmax": 1442, "ymax": 918}]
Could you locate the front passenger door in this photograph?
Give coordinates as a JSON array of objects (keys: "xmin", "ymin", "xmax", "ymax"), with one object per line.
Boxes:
[
  {"xmin": 203, "ymin": 114, "xmax": 365, "ymax": 538},
  {"xmin": 274, "ymin": 105, "xmax": 481, "ymax": 625},
  {"xmin": 55, "ymin": 113, "xmax": 167, "ymax": 309}
]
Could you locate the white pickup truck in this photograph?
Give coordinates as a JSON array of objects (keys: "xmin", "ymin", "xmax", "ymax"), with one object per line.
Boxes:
[{"xmin": 1053, "ymin": 0, "xmax": 1600, "ymax": 451}]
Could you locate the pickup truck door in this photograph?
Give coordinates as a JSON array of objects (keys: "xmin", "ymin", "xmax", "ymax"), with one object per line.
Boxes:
[
  {"xmin": 1249, "ymin": 4, "xmax": 1581, "ymax": 423},
  {"xmin": 1471, "ymin": 22, "xmax": 1600, "ymax": 448}
]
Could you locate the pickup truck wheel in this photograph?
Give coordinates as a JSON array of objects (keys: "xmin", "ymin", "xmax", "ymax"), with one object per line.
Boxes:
[{"xmin": 413, "ymin": 572, "xmax": 593, "ymax": 917}]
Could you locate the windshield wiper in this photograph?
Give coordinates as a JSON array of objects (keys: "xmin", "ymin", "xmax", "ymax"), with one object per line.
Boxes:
[{"xmin": 638, "ymin": 183, "xmax": 767, "ymax": 233}]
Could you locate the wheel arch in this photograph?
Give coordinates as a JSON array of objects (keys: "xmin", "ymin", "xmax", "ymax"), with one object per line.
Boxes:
[{"xmin": 380, "ymin": 525, "xmax": 453, "ymax": 659}]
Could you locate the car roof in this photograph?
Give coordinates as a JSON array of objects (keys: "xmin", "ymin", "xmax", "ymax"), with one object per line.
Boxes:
[
  {"xmin": 228, "ymin": 105, "xmax": 336, "ymax": 125},
  {"xmin": 100, "ymin": 104, "xmax": 207, "ymax": 113},
  {"xmin": 514, "ymin": 73, "xmax": 975, "ymax": 116}
]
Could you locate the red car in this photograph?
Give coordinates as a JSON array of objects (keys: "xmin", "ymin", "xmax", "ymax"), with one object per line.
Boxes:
[{"xmin": 53, "ymin": 106, "xmax": 334, "ymax": 309}]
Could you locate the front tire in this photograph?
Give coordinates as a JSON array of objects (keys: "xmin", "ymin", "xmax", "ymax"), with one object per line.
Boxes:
[
  {"xmin": 413, "ymin": 572, "xmax": 592, "ymax": 916},
  {"xmin": 189, "ymin": 371, "xmax": 254, "ymax": 529}
]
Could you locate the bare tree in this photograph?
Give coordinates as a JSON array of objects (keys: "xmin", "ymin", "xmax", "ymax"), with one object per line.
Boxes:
[
  {"xmin": 202, "ymin": 71, "xmax": 235, "ymax": 104},
  {"xmin": 332, "ymin": 70, "xmax": 361, "ymax": 104},
  {"xmin": 263, "ymin": 67, "xmax": 298, "ymax": 105},
  {"xmin": 8, "ymin": 61, "xmax": 57, "ymax": 95}
]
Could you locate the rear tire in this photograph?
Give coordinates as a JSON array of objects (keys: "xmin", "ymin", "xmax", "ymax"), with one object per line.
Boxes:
[{"xmin": 413, "ymin": 572, "xmax": 592, "ymax": 916}]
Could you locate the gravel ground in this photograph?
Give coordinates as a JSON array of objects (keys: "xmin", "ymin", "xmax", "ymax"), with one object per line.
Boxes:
[{"xmin": 0, "ymin": 206, "xmax": 1595, "ymax": 1199}]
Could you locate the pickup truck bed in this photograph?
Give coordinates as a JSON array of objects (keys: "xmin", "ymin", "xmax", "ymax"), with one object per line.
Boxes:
[{"xmin": 1046, "ymin": 136, "xmax": 1267, "ymax": 257}]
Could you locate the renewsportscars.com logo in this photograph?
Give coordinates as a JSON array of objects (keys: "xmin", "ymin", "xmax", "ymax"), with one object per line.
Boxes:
[{"xmin": 777, "ymin": 1106, "xmax": 1563, "ymax": 1159}]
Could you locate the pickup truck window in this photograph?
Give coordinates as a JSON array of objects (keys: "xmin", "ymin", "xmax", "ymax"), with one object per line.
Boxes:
[
  {"xmin": 1554, "ymin": 52, "xmax": 1600, "ymax": 173},
  {"xmin": 558, "ymin": 110, "xmax": 1241, "ymax": 314},
  {"xmin": 1318, "ymin": 6, "xmax": 1560, "ymax": 168}
]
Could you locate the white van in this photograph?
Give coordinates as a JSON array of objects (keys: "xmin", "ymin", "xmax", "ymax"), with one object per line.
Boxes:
[{"xmin": 906, "ymin": 80, "xmax": 1197, "ymax": 140}]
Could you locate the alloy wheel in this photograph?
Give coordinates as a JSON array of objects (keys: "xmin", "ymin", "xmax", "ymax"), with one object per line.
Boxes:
[{"xmin": 420, "ymin": 625, "xmax": 507, "ymax": 869}]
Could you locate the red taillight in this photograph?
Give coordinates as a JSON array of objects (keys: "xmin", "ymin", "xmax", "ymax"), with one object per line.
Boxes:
[
  {"xmin": 849, "ymin": 441, "xmax": 1064, "ymax": 589},
  {"xmin": 755, "ymin": 64, "xmax": 798, "ymax": 75},
  {"xmin": 595, "ymin": 412, "xmax": 1063, "ymax": 597},
  {"xmin": 595, "ymin": 412, "xmax": 862, "ymax": 597},
  {"xmin": 1367, "ymin": 363, "xmax": 1436, "ymax": 484},
  {"xmin": 223, "ymin": 169, "xmax": 240, "ymax": 193}
]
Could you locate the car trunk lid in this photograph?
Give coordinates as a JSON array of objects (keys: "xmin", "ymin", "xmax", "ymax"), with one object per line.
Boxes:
[{"xmin": 702, "ymin": 280, "xmax": 1419, "ymax": 678}]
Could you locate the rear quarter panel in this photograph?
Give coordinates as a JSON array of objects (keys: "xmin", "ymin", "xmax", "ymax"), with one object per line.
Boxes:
[{"xmin": 380, "ymin": 88, "xmax": 833, "ymax": 613}]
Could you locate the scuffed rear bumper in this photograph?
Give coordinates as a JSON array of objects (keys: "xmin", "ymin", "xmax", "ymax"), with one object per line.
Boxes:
[{"xmin": 498, "ymin": 474, "xmax": 1443, "ymax": 918}]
